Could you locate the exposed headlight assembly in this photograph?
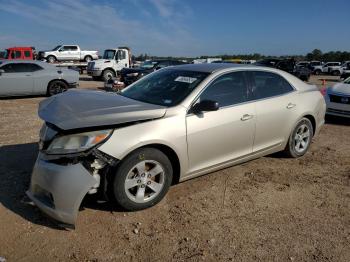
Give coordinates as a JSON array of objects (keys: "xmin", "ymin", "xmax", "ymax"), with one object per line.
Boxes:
[
  {"xmin": 126, "ymin": 72, "xmax": 139, "ymax": 77},
  {"xmin": 46, "ymin": 129, "xmax": 112, "ymax": 155}
]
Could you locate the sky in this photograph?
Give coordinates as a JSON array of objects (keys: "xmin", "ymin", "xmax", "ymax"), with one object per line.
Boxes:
[{"xmin": 0, "ymin": 0, "xmax": 349, "ymax": 57}]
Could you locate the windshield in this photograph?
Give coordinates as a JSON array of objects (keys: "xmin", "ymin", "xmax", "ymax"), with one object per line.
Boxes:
[
  {"xmin": 3, "ymin": 50, "xmax": 8, "ymax": 59},
  {"xmin": 141, "ymin": 61, "xmax": 158, "ymax": 69},
  {"xmin": 103, "ymin": 50, "xmax": 116, "ymax": 59},
  {"xmin": 121, "ymin": 69, "xmax": 209, "ymax": 106},
  {"xmin": 52, "ymin": 45, "xmax": 61, "ymax": 51},
  {"xmin": 344, "ymin": 77, "xmax": 350, "ymax": 84}
]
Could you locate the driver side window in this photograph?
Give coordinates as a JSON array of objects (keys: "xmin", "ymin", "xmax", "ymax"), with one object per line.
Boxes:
[{"xmin": 199, "ymin": 72, "xmax": 250, "ymax": 108}]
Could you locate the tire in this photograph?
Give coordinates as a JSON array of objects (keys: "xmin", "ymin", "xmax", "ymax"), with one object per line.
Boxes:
[
  {"xmin": 332, "ymin": 70, "xmax": 340, "ymax": 76},
  {"xmin": 47, "ymin": 80, "xmax": 68, "ymax": 96},
  {"xmin": 102, "ymin": 69, "xmax": 115, "ymax": 82},
  {"xmin": 84, "ymin": 55, "xmax": 92, "ymax": 62},
  {"xmin": 47, "ymin": 55, "xmax": 56, "ymax": 63},
  {"xmin": 112, "ymin": 148, "xmax": 173, "ymax": 211},
  {"xmin": 314, "ymin": 69, "xmax": 321, "ymax": 75},
  {"xmin": 283, "ymin": 118, "xmax": 313, "ymax": 158}
]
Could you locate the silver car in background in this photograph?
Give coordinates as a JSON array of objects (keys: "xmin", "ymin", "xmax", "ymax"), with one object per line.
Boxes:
[
  {"xmin": 26, "ymin": 63, "xmax": 326, "ymax": 227},
  {"xmin": 325, "ymin": 76, "xmax": 350, "ymax": 118},
  {"xmin": 0, "ymin": 60, "xmax": 79, "ymax": 97}
]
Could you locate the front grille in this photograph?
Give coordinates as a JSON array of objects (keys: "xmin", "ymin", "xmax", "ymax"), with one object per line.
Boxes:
[
  {"xmin": 329, "ymin": 94, "xmax": 350, "ymax": 104},
  {"xmin": 87, "ymin": 62, "xmax": 95, "ymax": 70},
  {"xmin": 327, "ymin": 108, "xmax": 350, "ymax": 116}
]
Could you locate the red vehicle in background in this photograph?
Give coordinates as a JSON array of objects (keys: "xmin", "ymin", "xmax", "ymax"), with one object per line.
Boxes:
[{"xmin": 1, "ymin": 47, "xmax": 36, "ymax": 60}]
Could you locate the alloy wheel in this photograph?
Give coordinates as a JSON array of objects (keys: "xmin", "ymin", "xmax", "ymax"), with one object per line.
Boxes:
[
  {"xmin": 294, "ymin": 124, "xmax": 310, "ymax": 154},
  {"xmin": 124, "ymin": 160, "xmax": 165, "ymax": 204}
]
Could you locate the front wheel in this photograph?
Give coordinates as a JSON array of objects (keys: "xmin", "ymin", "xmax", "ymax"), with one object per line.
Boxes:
[
  {"xmin": 112, "ymin": 148, "xmax": 173, "ymax": 211},
  {"xmin": 283, "ymin": 118, "xmax": 313, "ymax": 158},
  {"xmin": 47, "ymin": 56, "xmax": 56, "ymax": 63},
  {"xmin": 102, "ymin": 69, "xmax": 115, "ymax": 82}
]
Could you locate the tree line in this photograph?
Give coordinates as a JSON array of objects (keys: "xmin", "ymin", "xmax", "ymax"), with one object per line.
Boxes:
[{"xmin": 132, "ymin": 49, "xmax": 350, "ymax": 62}]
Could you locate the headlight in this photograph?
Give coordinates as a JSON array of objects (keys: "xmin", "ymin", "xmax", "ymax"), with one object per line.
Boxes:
[
  {"xmin": 46, "ymin": 129, "xmax": 112, "ymax": 155},
  {"xmin": 126, "ymin": 72, "xmax": 139, "ymax": 77}
]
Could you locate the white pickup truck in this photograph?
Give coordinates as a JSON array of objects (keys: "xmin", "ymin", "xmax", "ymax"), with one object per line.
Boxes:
[
  {"xmin": 87, "ymin": 47, "xmax": 131, "ymax": 81},
  {"xmin": 38, "ymin": 45, "xmax": 99, "ymax": 63}
]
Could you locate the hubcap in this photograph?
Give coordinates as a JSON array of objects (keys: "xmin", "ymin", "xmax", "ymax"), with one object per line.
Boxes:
[
  {"xmin": 294, "ymin": 124, "xmax": 310, "ymax": 153},
  {"xmin": 124, "ymin": 160, "xmax": 165, "ymax": 203}
]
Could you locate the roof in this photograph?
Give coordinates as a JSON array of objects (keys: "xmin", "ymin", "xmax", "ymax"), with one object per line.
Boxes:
[
  {"xmin": 7, "ymin": 46, "xmax": 34, "ymax": 50},
  {"xmin": 172, "ymin": 63, "xmax": 251, "ymax": 73},
  {"xmin": 0, "ymin": 60, "xmax": 50, "ymax": 67}
]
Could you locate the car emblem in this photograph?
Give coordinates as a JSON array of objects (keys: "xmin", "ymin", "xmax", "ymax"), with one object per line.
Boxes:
[{"xmin": 341, "ymin": 97, "xmax": 349, "ymax": 103}]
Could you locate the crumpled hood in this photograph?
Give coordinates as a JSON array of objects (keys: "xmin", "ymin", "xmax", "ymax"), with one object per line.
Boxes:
[
  {"xmin": 329, "ymin": 83, "xmax": 350, "ymax": 95},
  {"xmin": 39, "ymin": 89, "xmax": 166, "ymax": 130}
]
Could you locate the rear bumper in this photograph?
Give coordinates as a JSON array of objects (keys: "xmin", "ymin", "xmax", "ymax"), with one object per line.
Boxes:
[{"xmin": 26, "ymin": 153, "xmax": 98, "ymax": 226}]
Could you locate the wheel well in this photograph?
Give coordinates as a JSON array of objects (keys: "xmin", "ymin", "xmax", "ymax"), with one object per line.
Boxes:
[
  {"xmin": 140, "ymin": 144, "xmax": 181, "ymax": 185},
  {"xmin": 84, "ymin": 55, "xmax": 92, "ymax": 58},
  {"xmin": 303, "ymin": 114, "xmax": 316, "ymax": 136},
  {"xmin": 103, "ymin": 68, "xmax": 116, "ymax": 75}
]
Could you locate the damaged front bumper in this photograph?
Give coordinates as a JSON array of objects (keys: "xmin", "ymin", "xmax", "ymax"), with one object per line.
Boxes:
[{"xmin": 26, "ymin": 153, "xmax": 105, "ymax": 227}]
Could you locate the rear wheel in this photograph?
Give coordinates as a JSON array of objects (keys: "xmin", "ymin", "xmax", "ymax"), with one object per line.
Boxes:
[
  {"xmin": 47, "ymin": 80, "xmax": 68, "ymax": 96},
  {"xmin": 84, "ymin": 55, "xmax": 92, "ymax": 62},
  {"xmin": 332, "ymin": 70, "xmax": 340, "ymax": 76},
  {"xmin": 112, "ymin": 148, "xmax": 173, "ymax": 211},
  {"xmin": 102, "ymin": 69, "xmax": 115, "ymax": 82},
  {"xmin": 284, "ymin": 118, "xmax": 313, "ymax": 158}
]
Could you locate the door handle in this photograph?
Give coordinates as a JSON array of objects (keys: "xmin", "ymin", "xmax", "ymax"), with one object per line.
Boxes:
[
  {"xmin": 286, "ymin": 103, "xmax": 296, "ymax": 109},
  {"xmin": 25, "ymin": 74, "xmax": 32, "ymax": 77},
  {"xmin": 241, "ymin": 114, "xmax": 253, "ymax": 121}
]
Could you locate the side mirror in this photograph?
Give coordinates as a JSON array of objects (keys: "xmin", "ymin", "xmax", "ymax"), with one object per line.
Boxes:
[
  {"xmin": 0, "ymin": 69, "xmax": 4, "ymax": 75},
  {"xmin": 190, "ymin": 100, "xmax": 219, "ymax": 114}
]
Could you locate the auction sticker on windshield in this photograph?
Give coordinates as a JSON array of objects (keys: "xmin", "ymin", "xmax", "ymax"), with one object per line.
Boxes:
[{"xmin": 175, "ymin": 76, "xmax": 197, "ymax": 84}]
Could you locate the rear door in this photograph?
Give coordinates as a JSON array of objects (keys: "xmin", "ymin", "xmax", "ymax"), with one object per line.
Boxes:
[
  {"xmin": 248, "ymin": 71, "xmax": 297, "ymax": 152},
  {"xmin": 0, "ymin": 63, "xmax": 34, "ymax": 96},
  {"xmin": 186, "ymin": 71, "xmax": 256, "ymax": 173}
]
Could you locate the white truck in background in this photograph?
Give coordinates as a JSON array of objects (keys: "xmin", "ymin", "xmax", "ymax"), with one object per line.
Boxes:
[
  {"xmin": 87, "ymin": 47, "xmax": 131, "ymax": 81},
  {"xmin": 38, "ymin": 45, "xmax": 99, "ymax": 63}
]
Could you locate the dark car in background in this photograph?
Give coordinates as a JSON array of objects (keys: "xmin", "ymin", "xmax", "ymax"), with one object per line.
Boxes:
[
  {"xmin": 255, "ymin": 58, "xmax": 311, "ymax": 81},
  {"xmin": 119, "ymin": 60, "xmax": 187, "ymax": 86}
]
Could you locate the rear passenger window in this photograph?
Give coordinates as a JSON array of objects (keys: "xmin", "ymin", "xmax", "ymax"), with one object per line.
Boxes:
[
  {"xmin": 1, "ymin": 63, "xmax": 41, "ymax": 73},
  {"xmin": 250, "ymin": 71, "xmax": 294, "ymax": 100},
  {"xmin": 199, "ymin": 72, "xmax": 250, "ymax": 107},
  {"xmin": 24, "ymin": 51, "xmax": 31, "ymax": 57}
]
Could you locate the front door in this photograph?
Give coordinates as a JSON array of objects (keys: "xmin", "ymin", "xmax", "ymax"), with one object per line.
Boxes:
[{"xmin": 186, "ymin": 71, "xmax": 256, "ymax": 173}]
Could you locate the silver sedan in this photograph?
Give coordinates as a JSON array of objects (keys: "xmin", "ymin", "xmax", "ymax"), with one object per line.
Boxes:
[
  {"xmin": 0, "ymin": 60, "xmax": 79, "ymax": 97},
  {"xmin": 27, "ymin": 63, "xmax": 326, "ymax": 227}
]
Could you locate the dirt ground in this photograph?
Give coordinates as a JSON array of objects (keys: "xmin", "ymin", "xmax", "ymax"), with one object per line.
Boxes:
[{"xmin": 0, "ymin": 75, "xmax": 349, "ymax": 261}]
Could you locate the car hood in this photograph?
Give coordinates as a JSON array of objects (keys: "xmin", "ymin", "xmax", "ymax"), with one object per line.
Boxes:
[
  {"xmin": 329, "ymin": 83, "xmax": 350, "ymax": 95},
  {"xmin": 121, "ymin": 67, "xmax": 153, "ymax": 75},
  {"xmin": 38, "ymin": 89, "xmax": 167, "ymax": 130},
  {"xmin": 93, "ymin": 59, "xmax": 113, "ymax": 66}
]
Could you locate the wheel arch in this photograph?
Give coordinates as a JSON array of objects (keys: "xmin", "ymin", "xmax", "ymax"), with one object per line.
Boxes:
[
  {"xmin": 116, "ymin": 143, "xmax": 181, "ymax": 185},
  {"xmin": 302, "ymin": 114, "xmax": 316, "ymax": 137}
]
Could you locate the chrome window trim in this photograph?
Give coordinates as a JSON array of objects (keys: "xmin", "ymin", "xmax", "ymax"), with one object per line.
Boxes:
[{"xmin": 186, "ymin": 69, "xmax": 297, "ymax": 115}]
